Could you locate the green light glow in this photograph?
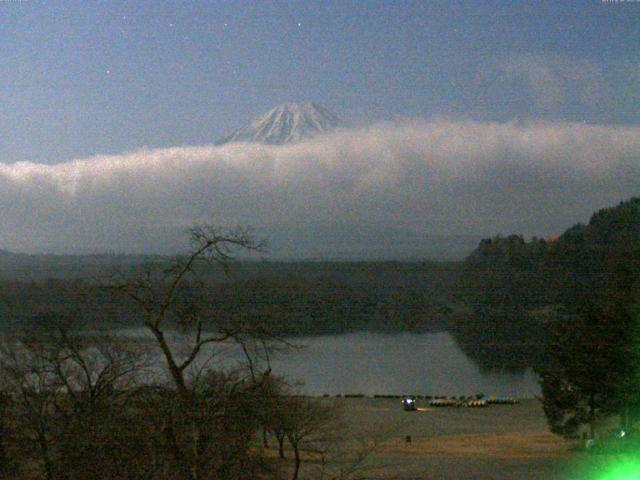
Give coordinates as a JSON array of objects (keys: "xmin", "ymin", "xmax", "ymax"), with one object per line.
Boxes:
[{"xmin": 589, "ymin": 456, "xmax": 640, "ymax": 480}]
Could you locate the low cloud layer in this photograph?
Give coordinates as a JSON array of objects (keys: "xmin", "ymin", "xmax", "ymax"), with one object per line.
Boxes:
[{"xmin": 1, "ymin": 119, "xmax": 639, "ymax": 257}]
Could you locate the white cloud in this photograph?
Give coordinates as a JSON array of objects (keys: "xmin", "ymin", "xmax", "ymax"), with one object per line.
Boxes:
[{"xmin": 0, "ymin": 119, "xmax": 638, "ymax": 255}]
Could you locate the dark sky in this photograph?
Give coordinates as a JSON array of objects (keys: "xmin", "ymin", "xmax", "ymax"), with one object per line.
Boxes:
[
  {"xmin": 2, "ymin": 0, "xmax": 638, "ymax": 164},
  {"xmin": 0, "ymin": 1, "xmax": 639, "ymax": 256}
]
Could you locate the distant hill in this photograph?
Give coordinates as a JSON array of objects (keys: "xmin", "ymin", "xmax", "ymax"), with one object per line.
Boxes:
[
  {"xmin": 215, "ymin": 102, "xmax": 344, "ymax": 145},
  {"xmin": 0, "ymin": 259, "xmax": 462, "ymax": 337},
  {"xmin": 556, "ymin": 197, "xmax": 640, "ymax": 251},
  {"xmin": 454, "ymin": 197, "xmax": 640, "ymax": 371},
  {"xmin": 0, "ymin": 228, "xmax": 480, "ymax": 275},
  {"xmin": 0, "ymin": 251, "xmax": 158, "ymax": 281}
]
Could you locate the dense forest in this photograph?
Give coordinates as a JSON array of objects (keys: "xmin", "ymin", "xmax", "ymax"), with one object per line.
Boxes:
[
  {"xmin": 454, "ymin": 197, "xmax": 640, "ymax": 376},
  {"xmin": 0, "ymin": 259, "xmax": 460, "ymax": 337},
  {"xmin": 452, "ymin": 234, "xmax": 557, "ymax": 371},
  {"xmin": 450, "ymin": 198, "xmax": 640, "ymax": 439}
]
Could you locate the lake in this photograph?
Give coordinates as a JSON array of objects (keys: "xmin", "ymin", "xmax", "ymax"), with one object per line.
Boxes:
[
  {"xmin": 120, "ymin": 329, "xmax": 540, "ymax": 398},
  {"xmin": 266, "ymin": 332, "xmax": 540, "ymax": 398}
]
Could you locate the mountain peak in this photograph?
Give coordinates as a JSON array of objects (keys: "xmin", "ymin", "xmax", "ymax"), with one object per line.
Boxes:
[{"xmin": 216, "ymin": 102, "xmax": 343, "ymax": 145}]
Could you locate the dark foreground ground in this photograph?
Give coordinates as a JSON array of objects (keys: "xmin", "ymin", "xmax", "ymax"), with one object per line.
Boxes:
[{"xmin": 310, "ymin": 398, "xmax": 594, "ymax": 480}]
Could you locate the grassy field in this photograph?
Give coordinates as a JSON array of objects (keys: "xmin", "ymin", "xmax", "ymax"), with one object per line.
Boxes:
[{"xmin": 314, "ymin": 398, "xmax": 585, "ymax": 480}]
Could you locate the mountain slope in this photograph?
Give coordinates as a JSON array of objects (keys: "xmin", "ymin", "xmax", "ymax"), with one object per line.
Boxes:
[{"xmin": 216, "ymin": 102, "xmax": 343, "ymax": 145}]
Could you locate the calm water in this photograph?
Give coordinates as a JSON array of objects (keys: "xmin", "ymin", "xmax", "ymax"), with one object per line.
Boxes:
[
  {"xmin": 266, "ymin": 332, "xmax": 540, "ymax": 398},
  {"xmin": 119, "ymin": 329, "xmax": 540, "ymax": 398}
]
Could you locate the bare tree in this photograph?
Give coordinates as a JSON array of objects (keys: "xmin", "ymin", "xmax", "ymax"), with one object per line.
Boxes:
[
  {"xmin": 107, "ymin": 225, "xmax": 266, "ymax": 400},
  {"xmin": 0, "ymin": 317, "xmax": 150, "ymax": 480},
  {"xmin": 278, "ymin": 396, "xmax": 335, "ymax": 480},
  {"xmin": 0, "ymin": 336, "xmax": 60, "ymax": 480},
  {"xmin": 105, "ymin": 225, "xmax": 294, "ymax": 480},
  {"xmin": 23, "ymin": 318, "xmax": 148, "ymax": 414},
  {"xmin": 271, "ymin": 394, "xmax": 398, "ymax": 480}
]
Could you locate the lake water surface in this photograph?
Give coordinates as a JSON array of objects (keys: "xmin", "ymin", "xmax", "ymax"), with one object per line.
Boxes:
[
  {"xmin": 122, "ymin": 329, "xmax": 540, "ymax": 398},
  {"xmin": 255, "ymin": 332, "xmax": 539, "ymax": 398}
]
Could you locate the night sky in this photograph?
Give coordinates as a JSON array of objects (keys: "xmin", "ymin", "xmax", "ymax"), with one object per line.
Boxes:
[{"xmin": 1, "ymin": 1, "xmax": 639, "ymax": 255}]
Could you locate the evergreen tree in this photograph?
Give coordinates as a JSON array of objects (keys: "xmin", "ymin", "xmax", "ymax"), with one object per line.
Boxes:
[
  {"xmin": 539, "ymin": 198, "xmax": 640, "ymax": 437},
  {"xmin": 463, "ymin": 198, "xmax": 640, "ymax": 436}
]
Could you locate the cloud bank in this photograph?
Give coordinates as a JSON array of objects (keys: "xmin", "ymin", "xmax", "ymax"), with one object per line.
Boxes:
[{"xmin": 1, "ymin": 119, "xmax": 639, "ymax": 256}]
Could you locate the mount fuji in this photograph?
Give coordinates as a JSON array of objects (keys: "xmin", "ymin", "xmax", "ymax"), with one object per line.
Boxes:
[{"xmin": 216, "ymin": 102, "xmax": 344, "ymax": 145}]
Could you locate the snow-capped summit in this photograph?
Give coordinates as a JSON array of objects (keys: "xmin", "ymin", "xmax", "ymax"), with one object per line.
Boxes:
[{"xmin": 216, "ymin": 102, "xmax": 344, "ymax": 145}]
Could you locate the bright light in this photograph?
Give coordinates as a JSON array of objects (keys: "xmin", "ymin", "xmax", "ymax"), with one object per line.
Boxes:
[{"xmin": 591, "ymin": 457, "xmax": 640, "ymax": 480}]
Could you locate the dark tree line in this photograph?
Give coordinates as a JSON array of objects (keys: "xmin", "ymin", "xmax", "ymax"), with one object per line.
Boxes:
[
  {"xmin": 459, "ymin": 197, "xmax": 640, "ymax": 438},
  {"xmin": 453, "ymin": 234, "xmax": 555, "ymax": 371},
  {"xmin": 539, "ymin": 199, "xmax": 640, "ymax": 438},
  {"xmin": 0, "ymin": 260, "xmax": 458, "ymax": 337}
]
